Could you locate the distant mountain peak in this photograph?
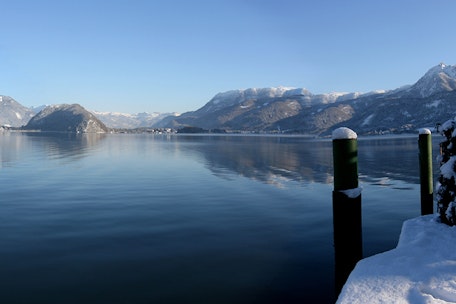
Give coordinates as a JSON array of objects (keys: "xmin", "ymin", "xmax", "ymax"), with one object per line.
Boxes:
[
  {"xmin": 423, "ymin": 62, "xmax": 456, "ymax": 77},
  {"xmin": 91, "ymin": 111, "xmax": 180, "ymax": 128},
  {"xmin": 0, "ymin": 95, "xmax": 35, "ymax": 127},
  {"xmin": 406, "ymin": 63, "xmax": 456, "ymax": 98}
]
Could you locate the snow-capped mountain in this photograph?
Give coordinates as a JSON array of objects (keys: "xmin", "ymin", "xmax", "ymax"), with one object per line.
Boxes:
[
  {"xmin": 159, "ymin": 86, "xmax": 382, "ymax": 133},
  {"xmin": 0, "ymin": 95, "xmax": 35, "ymax": 127},
  {"xmin": 92, "ymin": 111, "xmax": 180, "ymax": 129},
  {"xmin": 402, "ymin": 63, "xmax": 456, "ymax": 98},
  {"xmin": 162, "ymin": 63, "xmax": 456, "ymax": 135},
  {"xmin": 202, "ymin": 87, "xmax": 366, "ymax": 114}
]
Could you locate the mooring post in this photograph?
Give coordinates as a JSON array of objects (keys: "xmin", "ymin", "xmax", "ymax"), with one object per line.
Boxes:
[
  {"xmin": 332, "ymin": 127, "xmax": 363, "ymax": 296},
  {"xmin": 418, "ymin": 128, "xmax": 433, "ymax": 215}
]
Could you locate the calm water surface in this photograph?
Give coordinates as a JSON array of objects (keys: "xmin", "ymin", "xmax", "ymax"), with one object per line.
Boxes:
[{"xmin": 0, "ymin": 133, "xmax": 440, "ymax": 303}]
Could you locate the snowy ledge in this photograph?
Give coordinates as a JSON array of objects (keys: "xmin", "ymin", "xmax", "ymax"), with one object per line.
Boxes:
[{"xmin": 337, "ymin": 215, "xmax": 456, "ymax": 304}]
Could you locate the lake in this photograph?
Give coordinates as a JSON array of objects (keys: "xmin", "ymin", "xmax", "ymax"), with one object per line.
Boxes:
[{"xmin": 0, "ymin": 132, "xmax": 441, "ymax": 304}]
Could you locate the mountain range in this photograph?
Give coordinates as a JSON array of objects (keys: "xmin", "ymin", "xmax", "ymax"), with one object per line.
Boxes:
[
  {"xmin": 161, "ymin": 63, "xmax": 456, "ymax": 135},
  {"xmin": 92, "ymin": 111, "xmax": 179, "ymax": 129},
  {"xmin": 1, "ymin": 63, "xmax": 456, "ymax": 135}
]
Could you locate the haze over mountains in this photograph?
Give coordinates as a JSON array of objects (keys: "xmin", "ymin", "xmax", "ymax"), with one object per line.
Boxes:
[
  {"xmin": 92, "ymin": 111, "xmax": 179, "ymax": 129},
  {"xmin": 1, "ymin": 63, "xmax": 456, "ymax": 135}
]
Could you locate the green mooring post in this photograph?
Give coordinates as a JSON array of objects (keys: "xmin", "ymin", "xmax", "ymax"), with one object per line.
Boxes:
[
  {"xmin": 332, "ymin": 127, "xmax": 363, "ymax": 296},
  {"xmin": 418, "ymin": 128, "xmax": 433, "ymax": 215}
]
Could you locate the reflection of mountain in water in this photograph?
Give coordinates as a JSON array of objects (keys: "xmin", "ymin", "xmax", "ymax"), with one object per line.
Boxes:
[
  {"xmin": 25, "ymin": 132, "xmax": 107, "ymax": 162},
  {"xmin": 1, "ymin": 133, "xmax": 440, "ymax": 186},
  {"xmin": 0, "ymin": 132, "xmax": 106, "ymax": 167},
  {"xmin": 176, "ymin": 135, "xmax": 334, "ymax": 186},
  {"xmin": 177, "ymin": 135, "xmax": 440, "ymax": 187},
  {"xmin": 0, "ymin": 133, "xmax": 29, "ymax": 167}
]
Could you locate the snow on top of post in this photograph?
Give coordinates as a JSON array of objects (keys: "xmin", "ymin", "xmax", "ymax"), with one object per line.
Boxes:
[
  {"xmin": 419, "ymin": 128, "xmax": 431, "ymax": 135},
  {"xmin": 332, "ymin": 127, "xmax": 357, "ymax": 140}
]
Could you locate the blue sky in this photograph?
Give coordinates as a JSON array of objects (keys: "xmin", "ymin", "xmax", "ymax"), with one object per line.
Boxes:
[{"xmin": 1, "ymin": 0, "xmax": 455, "ymax": 114}]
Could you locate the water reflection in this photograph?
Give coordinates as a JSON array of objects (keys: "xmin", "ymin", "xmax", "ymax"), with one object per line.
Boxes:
[
  {"xmin": 0, "ymin": 133, "xmax": 438, "ymax": 303},
  {"xmin": 174, "ymin": 135, "xmax": 334, "ymax": 187},
  {"xmin": 173, "ymin": 134, "xmax": 439, "ymax": 297},
  {"xmin": 2, "ymin": 133, "xmax": 439, "ymax": 185},
  {"xmin": 0, "ymin": 132, "xmax": 106, "ymax": 167},
  {"xmin": 175, "ymin": 135, "xmax": 439, "ymax": 187},
  {"xmin": 0, "ymin": 132, "xmax": 31, "ymax": 167}
]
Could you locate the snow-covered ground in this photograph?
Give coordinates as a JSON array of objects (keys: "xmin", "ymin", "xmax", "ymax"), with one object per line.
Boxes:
[{"xmin": 337, "ymin": 214, "xmax": 456, "ymax": 303}]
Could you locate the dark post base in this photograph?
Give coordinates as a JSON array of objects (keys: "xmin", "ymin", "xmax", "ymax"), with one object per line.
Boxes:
[{"xmin": 333, "ymin": 190, "xmax": 363, "ymax": 296}]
